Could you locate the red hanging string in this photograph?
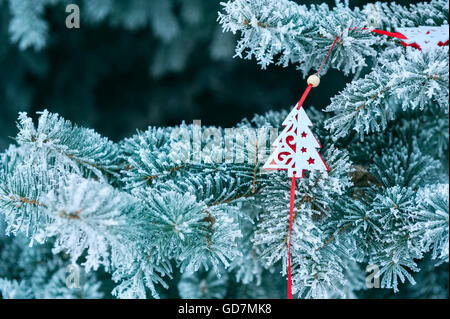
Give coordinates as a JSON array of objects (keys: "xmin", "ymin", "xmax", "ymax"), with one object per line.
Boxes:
[
  {"xmin": 287, "ymin": 173, "xmax": 296, "ymax": 299},
  {"xmin": 287, "ymin": 26, "xmax": 443, "ymax": 298},
  {"xmin": 296, "ymin": 84, "xmax": 313, "ymax": 110},
  {"xmin": 287, "ymin": 35, "xmax": 340, "ymax": 299}
]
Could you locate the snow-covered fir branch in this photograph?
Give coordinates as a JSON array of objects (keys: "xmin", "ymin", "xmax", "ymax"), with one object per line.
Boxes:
[
  {"xmin": 324, "ymin": 46, "xmax": 449, "ymax": 140},
  {"xmin": 0, "ymin": 0, "xmax": 448, "ymax": 299}
]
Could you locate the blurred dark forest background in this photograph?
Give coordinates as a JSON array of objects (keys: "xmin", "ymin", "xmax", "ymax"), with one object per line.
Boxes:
[{"xmin": 0, "ymin": 0, "xmax": 424, "ymax": 151}]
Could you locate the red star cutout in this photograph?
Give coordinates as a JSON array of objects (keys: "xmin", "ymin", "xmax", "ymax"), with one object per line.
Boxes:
[
  {"xmin": 301, "ymin": 131, "xmax": 307, "ymax": 138},
  {"xmin": 301, "ymin": 147, "xmax": 307, "ymax": 153},
  {"xmin": 307, "ymin": 157, "xmax": 315, "ymax": 165}
]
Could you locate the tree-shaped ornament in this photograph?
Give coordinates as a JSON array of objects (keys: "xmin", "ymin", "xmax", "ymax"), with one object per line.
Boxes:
[
  {"xmin": 263, "ymin": 94, "xmax": 329, "ymax": 178},
  {"xmin": 263, "ymin": 74, "xmax": 329, "ymax": 299}
]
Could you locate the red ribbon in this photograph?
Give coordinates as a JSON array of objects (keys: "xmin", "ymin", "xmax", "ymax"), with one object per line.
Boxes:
[
  {"xmin": 367, "ymin": 28, "xmax": 408, "ymax": 39},
  {"xmin": 287, "ymin": 35, "xmax": 338, "ymax": 299}
]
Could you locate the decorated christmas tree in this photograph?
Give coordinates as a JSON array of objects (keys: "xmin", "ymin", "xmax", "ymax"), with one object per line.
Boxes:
[{"xmin": 0, "ymin": 0, "xmax": 448, "ymax": 299}]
